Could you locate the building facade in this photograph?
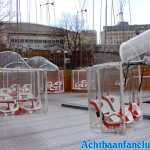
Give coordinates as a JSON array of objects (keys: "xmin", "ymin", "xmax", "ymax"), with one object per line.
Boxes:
[
  {"xmin": 0, "ymin": 22, "xmax": 97, "ymax": 68},
  {"xmin": 94, "ymin": 22, "xmax": 150, "ymax": 64},
  {"xmin": 101, "ymin": 22, "xmax": 150, "ymax": 45}
]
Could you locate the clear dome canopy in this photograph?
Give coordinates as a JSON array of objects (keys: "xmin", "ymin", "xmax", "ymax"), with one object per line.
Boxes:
[
  {"xmin": 120, "ymin": 29, "xmax": 150, "ymax": 63},
  {"xmin": 0, "ymin": 51, "xmax": 31, "ymax": 68},
  {"xmin": 27, "ymin": 56, "xmax": 59, "ymax": 71}
]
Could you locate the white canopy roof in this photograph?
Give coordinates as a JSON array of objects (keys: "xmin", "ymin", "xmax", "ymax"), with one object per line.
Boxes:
[
  {"xmin": 0, "ymin": 51, "xmax": 31, "ymax": 69},
  {"xmin": 120, "ymin": 29, "xmax": 150, "ymax": 63},
  {"xmin": 27, "ymin": 56, "xmax": 59, "ymax": 71}
]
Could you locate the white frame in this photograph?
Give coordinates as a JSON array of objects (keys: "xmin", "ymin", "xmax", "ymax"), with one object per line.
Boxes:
[
  {"xmin": 88, "ymin": 62, "xmax": 126, "ymax": 133},
  {"xmin": 0, "ymin": 68, "xmax": 48, "ymax": 116},
  {"xmin": 72, "ymin": 69, "xmax": 88, "ymax": 91},
  {"xmin": 47, "ymin": 70, "xmax": 64, "ymax": 94}
]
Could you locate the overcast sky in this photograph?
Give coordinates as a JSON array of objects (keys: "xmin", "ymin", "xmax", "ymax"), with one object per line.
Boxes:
[
  {"xmin": 4, "ymin": 0, "xmax": 150, "ymax": 42},
  {"xmin": 17, "ymin": 0, "xmax": 150, "ymax": 27}
]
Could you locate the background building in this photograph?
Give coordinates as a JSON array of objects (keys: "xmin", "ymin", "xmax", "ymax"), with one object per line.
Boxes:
[
  {"xmin": 95, "ymin": 22, "xmax": 150, "ymax": 64},
  {"xmin": 0, "ymin": 22, "xmax": 96, "ymax": 68},
  {"xmin": 101, "ymin": 22, "xmax": 150, "ymax": 45}
]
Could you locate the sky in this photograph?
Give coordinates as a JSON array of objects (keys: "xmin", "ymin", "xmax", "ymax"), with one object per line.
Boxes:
[
  {"xmin": 18, "ymin": 0, "xmax": 150, "ymax": 27},
  {"xmin": 2, "ymin": 0, "xmax": 150, "ymax": 43}
]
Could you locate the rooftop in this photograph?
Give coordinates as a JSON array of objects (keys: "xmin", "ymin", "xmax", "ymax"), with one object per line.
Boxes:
[
  {"xmin": 0, "ymin": 22, "xmax": 66, "ymax": 36},
  {"xmin": 103, "ymin": 22, "xmax": 150, "ymax": 32},
  {"xmin": 0, "ymin": 22, "xmax": 97, "ymax": 36}
]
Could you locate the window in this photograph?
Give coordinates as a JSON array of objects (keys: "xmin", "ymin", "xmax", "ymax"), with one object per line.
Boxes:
[
  {"xmin": 37, "ymin": 40, "xmax": 41, "ymax": 43},
  {"xmin": 29, "ymin": 40, "xmax": 33, "ymax": 43},
  {"xmin": 20, "ymin": 39, "xmax": 25, "ymax": 43},
  {"xmin": 52, "ymin": 40, "xmax": 55, "ymax": 44},
  {"xmin": 48, "ymin": 40, "xmax": 51, "ymax": 44},
  {"xmin": 60, "ymin": 40, "xmax": 64, "ymax": 44},
  {"xmin": 34, "ymin": 40, "xmax": 38, "ymax": 43},
  {"xmin": 11, "ymin": 39, "xmax": 15, "ymax": 42},
  {"xmin": 43, "ymin": 40, "xmax": 46, "ymax": 43}
]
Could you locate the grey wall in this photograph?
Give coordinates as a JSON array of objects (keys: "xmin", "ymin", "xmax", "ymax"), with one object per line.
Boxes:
[{"xmin": 94, "ymin": 52, "xmax": 120, "ymax": 64}]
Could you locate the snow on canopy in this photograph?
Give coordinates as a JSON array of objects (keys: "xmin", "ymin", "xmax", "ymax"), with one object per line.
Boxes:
[
  {"xmin": 0, "ymin": 51, "xmax": 31, "ymax": 68},
  {"xmin": 120, "ymin": 29, "xmax": 150, "ymax": 63},
  {"xmin": 27, "ymin": 56, "xmax": 59, "ymax": 71}
]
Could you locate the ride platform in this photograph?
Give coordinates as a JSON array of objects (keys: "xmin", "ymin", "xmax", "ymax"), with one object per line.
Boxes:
[{"xmin": 0, "ymin": 93, "xmax": 150, "ymax": 150}]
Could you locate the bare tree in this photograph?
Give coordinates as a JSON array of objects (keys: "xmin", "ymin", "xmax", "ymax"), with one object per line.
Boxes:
[
  {"xmin": 0, "ymin": 0, "xmax": 15, "ymax": 50},
  {"xmin": 59, "ymin": 13, "xmax": 82, "ymax": 51},
  {"xmin": 59, "ymin": 13, "xmax": 95, "ymax": 68},
  {"xmin": 0, "ymin": 0, "xmax": 15, "ymax": 21}
]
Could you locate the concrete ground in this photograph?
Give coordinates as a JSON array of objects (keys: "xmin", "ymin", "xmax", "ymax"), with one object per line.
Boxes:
[{"xmin": 0, "ymin": 93, "xmax": 150, "ymax": 150}]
